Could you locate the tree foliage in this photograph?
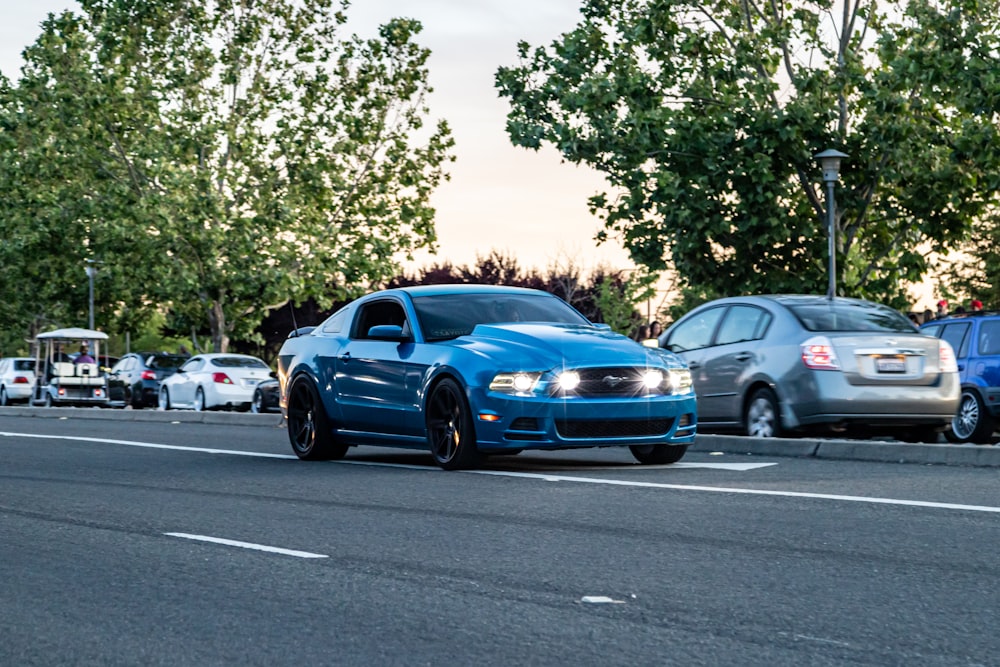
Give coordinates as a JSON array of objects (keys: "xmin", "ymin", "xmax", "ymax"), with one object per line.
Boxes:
[
  {"xmin": 496, "ymin": 0, "xmax": 1000, "ymax": 309},
  {"xmin": 0, "ymin": 0, "xmax": 454, "ymax": 352}
]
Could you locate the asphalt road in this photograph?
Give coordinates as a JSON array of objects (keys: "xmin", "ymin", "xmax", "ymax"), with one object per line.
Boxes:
[{"xmin": 2, "ymin": 412, "xmax": 1000, "ymax": 666}]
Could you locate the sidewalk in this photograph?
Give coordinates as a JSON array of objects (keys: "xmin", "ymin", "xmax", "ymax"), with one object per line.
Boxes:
[{"xmin": 2, "ymin": 406, "xmax": 999, "ymax": 468}]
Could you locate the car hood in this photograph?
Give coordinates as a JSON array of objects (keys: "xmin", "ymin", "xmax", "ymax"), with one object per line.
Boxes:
[{"xmin": 449, "ymin": 323, "xmax": 684, "ymax": 370}]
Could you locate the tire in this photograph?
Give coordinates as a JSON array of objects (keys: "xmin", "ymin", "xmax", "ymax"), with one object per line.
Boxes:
[
  {"xmin": 426, "ymin": 378, "xmax": 480, "ymax": 470},
  {"xmin": 286, "ymin": 376, "xmax": 348, "ymax": 460},
  {"xmin": 251, "ymin": 388, "xmax": 264, "ymax": 414},
  {"xmin": 745, "ymin": 387, "xmax": 782, "ymax": 438},
  {"xmin": 158, "ymin": 387, "xmax": 171, "ymax": 411},
  {"xmin": 44, "ymin": 391, "xmax": 53, "ymax": 408},
  {"xmin": 945, "ymin": 390, "xmax": 995, "ymax": 444},
  {"xmin": 629, "ymin": 444, "xmax": 688, "ymax": 465},
  {"xmin": 0, "ymin": 386, "xmax": 7, "ymax": 406},
  {"xmin": 194, "ymin": 387, "xmax": 206, "ymax": 412}
]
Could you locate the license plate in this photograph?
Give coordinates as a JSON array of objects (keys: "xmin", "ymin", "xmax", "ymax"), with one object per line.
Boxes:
[{"xmin": 875, "ymin": 357, "xmax": 906, "ymax": 373}]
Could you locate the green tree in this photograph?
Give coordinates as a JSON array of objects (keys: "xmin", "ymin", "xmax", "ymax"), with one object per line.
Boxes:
[
  {"xmin": 0, "ymin": 0, "xmax": 453, "ymax": 351},
  {"xmin": 496, "ymin": 0, "xmax": 1000, "ymax": 309}
]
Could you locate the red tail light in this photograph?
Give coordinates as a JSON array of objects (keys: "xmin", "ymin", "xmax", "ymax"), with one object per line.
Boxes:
[
  {"xmin": 801, "ymin": 335, "xmax": 841, "ymax": 370},
  {"xmin": 13, "ymin": 376, "xmax": 29, "ymax": 384},
  {"xmin": 141, "ymin": 370, "xmax": 156, "ymax": 381},
  {"xmin": 212, "ymin": 372, "xmax": 233, "ymax": 384}
]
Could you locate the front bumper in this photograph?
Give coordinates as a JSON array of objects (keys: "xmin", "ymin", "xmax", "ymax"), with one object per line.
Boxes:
[{"xmin": 468, "ymin": 387, "xmax": 698, "ymax": 451}]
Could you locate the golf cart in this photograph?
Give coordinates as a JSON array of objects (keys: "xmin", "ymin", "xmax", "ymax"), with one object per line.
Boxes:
[{"xmin": 31, "ymin": 327, "xmax": 110, "ymax": 408}]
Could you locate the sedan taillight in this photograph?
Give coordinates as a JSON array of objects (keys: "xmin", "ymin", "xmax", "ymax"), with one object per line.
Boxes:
[
  {"xmin": 801, "ymin": 336, "xmax": 841, "ymax": 370},
  {"xmin": 141, "ymin": 370, "xmax": 156, "ymax": 381},
  {"xmin": 938, "ymin": 340, "xmax": 958, "ymax": 373},
  {"xmin": 13, "ymin": 376, "xmax": 30, "ymax": 384},
  {"xmin": 212, "ymin": 372, "xmax": 233, "ymax": 384}
]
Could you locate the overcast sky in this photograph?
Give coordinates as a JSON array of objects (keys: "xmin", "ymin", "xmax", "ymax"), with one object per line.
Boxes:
[{"xmin": 0, "ymin": 0, "xmax": 632, "ymax": 275}]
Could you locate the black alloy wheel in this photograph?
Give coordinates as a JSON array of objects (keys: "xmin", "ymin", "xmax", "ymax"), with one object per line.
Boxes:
[
  {"xmin": 286, "ymin": 376, "xmax": 348, "ymax": 460},
  {"xmin": 251, "ymin": 388, "xmax": 265, "ymax": 414},
  {"xmin": 426, "ymin": 378, "xmax": 480, "ymax": 470},
  {"xmin": 629, "ymin": 444, "xmax": 688, "ymax": 465}
]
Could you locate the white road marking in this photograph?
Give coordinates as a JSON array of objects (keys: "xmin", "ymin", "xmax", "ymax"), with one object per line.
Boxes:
[
  {"xmin": 5, "ymin": 431, "xmax": 1000, "ymax": 514},
  {"xmin": 581, "ymin": 595, "xmax": 626, "ymax": 604},
  {"xmin": 165, "ymin": 532, "xmax": 328, "ymax": 558},
  {"xmin": 0, "ymin": 431, "xmax": 297, "ymax": 459}
]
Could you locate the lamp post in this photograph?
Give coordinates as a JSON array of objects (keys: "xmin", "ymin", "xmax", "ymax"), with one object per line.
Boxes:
[
  {"xmin": 814, "ymin": 149, "xmax": 848, "ymax": 300},
  {"xmin": 85, "ymin": 260, "xmax": 97, "ymax": 330}
]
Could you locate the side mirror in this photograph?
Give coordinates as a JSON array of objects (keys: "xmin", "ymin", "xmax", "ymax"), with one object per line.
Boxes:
[{"xmin": 367, "ymin": 324, "xmax": 411, "ymax": 341}]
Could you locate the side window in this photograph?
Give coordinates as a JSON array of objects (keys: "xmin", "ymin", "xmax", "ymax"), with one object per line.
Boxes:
[
  {"xmin": 353, "ymin": 300, "xmax": 409, "ymax": 340},
  {"xmin": 939, "ymin": 323, "xmax": 971, "ymax": 358},
  {"xmin": 921, "ymin": 324, "xmax": 942, "ymax": 338},
  {"xmin": 181, "ymin": 358, "xmax": 203, "ymax": 373},
  {"xmin": 979, "ymin": 321, "xmax": 1000, "ymax": 356},
  {"xmin": 320, "ymin": 309, "xmax": 348, "ymax": 334},
  {"xmin": 715, "ymin": 305, "xmax": 772, "ymax": 345},
  {"xmin": 665, "ymin": 307, "xmax": 725, "ymax": 352}
]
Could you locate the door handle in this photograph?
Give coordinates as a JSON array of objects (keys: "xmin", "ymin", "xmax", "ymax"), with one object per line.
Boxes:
[
  {"xmin": 687, "ymin": 362, "xmax": 702, "ymax": 370},
  {"xmin": 735, "ymin": 353, "xmax": 752, "ymax": 362},
  {"xmin": 340, "ymin": 352, "xmax": 352, "ymax": 362}
]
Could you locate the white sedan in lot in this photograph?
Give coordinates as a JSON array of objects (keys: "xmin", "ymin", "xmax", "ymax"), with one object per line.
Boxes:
[
  {"xmin": 157, "ymin": 353, "xmax": 272, "ymax": 412},
  {"xmin": 0, "ymin": 357, "xmax": 36, "ymax": 405}
]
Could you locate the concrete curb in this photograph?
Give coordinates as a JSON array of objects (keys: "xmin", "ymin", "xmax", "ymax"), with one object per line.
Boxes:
[{"xmin": 3, "ymin": 406, "xmax": 999, "ymax": 468}]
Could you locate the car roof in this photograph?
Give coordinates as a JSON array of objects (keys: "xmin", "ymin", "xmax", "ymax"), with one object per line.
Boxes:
[
  {"xmin": 693, "ymin": 294, "xmax": 886, "ymax": 309},
  {"xmin": 921, "ymin": 310, "xmax": 1000, "ymax": 325},
  {"xmin": 384, "ymin": 284, "xmax": 551, "ymax": 298}
]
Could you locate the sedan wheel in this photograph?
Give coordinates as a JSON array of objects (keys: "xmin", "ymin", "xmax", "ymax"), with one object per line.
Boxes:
[
  {"xmin": 426, "ymin": 378, "xmax": 480, "ymax": 470},
  {"xmin": 286, "ymin": 377, "xmax": 348, "ymax": 460},
  {"xmin": 945, "ymin": 390, "xmax": 995, "ymax": 444},
  {"xmin": 158, "ymin": 387, "xmax": 171, "ymax": 411},
  {"xmin": 251, "ymin": 388, "xmax": 263, "ymax": 414},
  {"xmin": 194, "ymin": 387, "xmax": 206, "ymax": 412},
  {"xmin": 0, "ymin": 386, "xmax": 7, "ymax": 406},
  {"xmin": 629, "ymin": 444, "xmax": 688, "ymax": 465},
  {"xmin": 745, "ymin": 387, "xmax": 781, "ymax": 438}
]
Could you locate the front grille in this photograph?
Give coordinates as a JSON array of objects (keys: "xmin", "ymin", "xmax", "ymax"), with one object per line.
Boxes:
[
  {"xmin": 553, "ymin": 367, "xmax": 661, "ymax": 397},
  {"xmin": 555, "ymin": 418, "xmax": 673, "ymax": 439}
]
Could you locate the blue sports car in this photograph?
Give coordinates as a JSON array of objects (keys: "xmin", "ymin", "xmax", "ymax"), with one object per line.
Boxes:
[{"xmin": 277, "ymin": 285, "xmax": 697, "ymax": 469}]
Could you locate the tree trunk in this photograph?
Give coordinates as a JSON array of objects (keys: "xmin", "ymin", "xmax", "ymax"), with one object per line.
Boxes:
[{"xmin": 208, "ymin": 299, "xmax": 229, "ymax": 353}]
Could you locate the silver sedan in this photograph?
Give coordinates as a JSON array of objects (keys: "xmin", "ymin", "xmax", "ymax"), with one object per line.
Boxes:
[{"xmin": 658, "ymin": 295, "xmax": 960, "ymax": 441}]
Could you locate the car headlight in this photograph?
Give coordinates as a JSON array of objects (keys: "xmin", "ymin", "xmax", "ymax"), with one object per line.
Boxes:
[
  {"xmin": 668, "ymin": 368, "xmax": 693, "ymax": 395},
  {"xmin": 642, "ymin": 370, "xmax": 664, "ymax": 390},
  {"xmin": 556, "ymin": 371, "xmax": 580, "ymax": 391},
  {"xmin": 489, "ymin": 371, "xmax": 542, "ymax": 394}
]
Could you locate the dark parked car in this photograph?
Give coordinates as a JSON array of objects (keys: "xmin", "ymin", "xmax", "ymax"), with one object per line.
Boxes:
[
  {"xmin": 278, "ymin": 284, "xmax": 697, "ymax": 469},
  {"xmin": 658, "ymin": 295, "xmax": 960, "ymax": 441},
  {"xmin": 251, "ymin": 376, "xmax": 280, "ymax": 413},
  {"xmin": 107, "ymin": 352, "xmax": 189, "ymax": 408},
  {"xmin": 921, "ymin": 311, "xmax": 1000, "ymax": 444}
]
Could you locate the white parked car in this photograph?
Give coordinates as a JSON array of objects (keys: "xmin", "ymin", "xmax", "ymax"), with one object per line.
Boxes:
[
  {"xmin": 0, "ymin": 357, "xmax": 36, "ymax": 405},
  {"xmin": 157, "ymin": 353, "xmax": 272, "ymax": 412}
]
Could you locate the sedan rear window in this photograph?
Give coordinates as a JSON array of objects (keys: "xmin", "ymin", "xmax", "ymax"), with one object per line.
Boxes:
[
  {"xmin": 13, "ymin": 359, "xmax": 35, "ymax": 371},
  {"xmin": 210, "ymin": 356, "xmax": 269, "ymax": 368},
  {"xmin": 789, "ymin": 302, "xmax": 916, "ymax": 333},
  {"xmin": 147, "ymin": 355, "xmax": 188, "ymax": 370},
  {"xmin": 414, "ymin": 293, "xmax": 590, "ymax": 340}
]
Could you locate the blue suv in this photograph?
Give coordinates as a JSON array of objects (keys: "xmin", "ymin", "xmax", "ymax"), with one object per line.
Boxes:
[{"xmin": 921, "ymin": 312, "xmax": 1000, "ymax": 443}]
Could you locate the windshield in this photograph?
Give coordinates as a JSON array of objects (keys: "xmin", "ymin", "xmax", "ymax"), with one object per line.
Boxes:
[
  {"xmin": 414, "ymin": 293, "xmax": 590, "ymax": 341},
  {"xmin": 789, "ymin": 301, "xmax": 917, "ymax": 333},
  {"xmin": 210, "ymin": 356, "xmax": 268, "ymax": 369}
]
